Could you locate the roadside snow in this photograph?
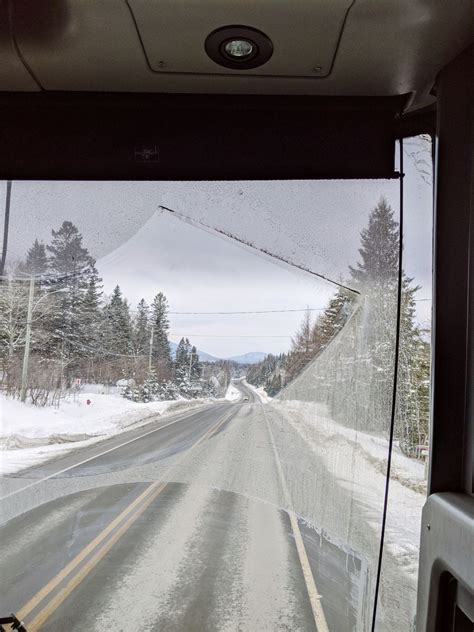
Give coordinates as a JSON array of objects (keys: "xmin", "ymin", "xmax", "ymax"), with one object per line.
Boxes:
[
  {"xmin": 271, "ymin": 398, "xmax": 426, "ymax": 608},
  {"xmin": 225, "ymin": 383, "xmax": 241, "ymax": 402},
  {"xmin": 242, "ymin": 380, "xmax": 272, "ymax": 403},
  {"xmin": 0, "ymin": 391, "xmax": 218, "ymax": 475}
]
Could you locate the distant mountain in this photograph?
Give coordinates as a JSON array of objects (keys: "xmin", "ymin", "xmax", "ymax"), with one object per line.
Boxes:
[
  {"xmin": 169, "ymin": 341, "xmax": 221, "ymax": 363},
  {"xmin": 226, "ymin": 352, "xmax": 268, "ymax": 365},
  {"xmin": 196, "ymin": 349, "xmax": 221, "ymax": 362},
  {"xmin": 168, "ymin": 342, "xmax": 267, "ymax": 365}
]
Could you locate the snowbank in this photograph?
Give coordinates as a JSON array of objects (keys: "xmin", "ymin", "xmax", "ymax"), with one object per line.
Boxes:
[
  {"xmin": 224, "ymin": 383, "xmax": 241, "ymax": 402},
  {"xmin": 0, "ymin": 390, "xmax": 218, "ymax": 475},
  {"xmin": 274, "ymin": 399, "xmax": 426, "ymax": 492},
  {"xmin": 242, "ymin": 380, "xmax": 272, "ymax": 403},
  {"xmin": 272, "ymin": 398, "xmax": 426, "ymax": 620}
]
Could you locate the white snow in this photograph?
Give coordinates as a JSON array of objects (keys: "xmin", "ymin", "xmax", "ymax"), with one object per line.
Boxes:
[
  {"xmin": 0, "ymin": 390, "xmax": 218, "ymax": 475},
  {"xmin": 224, "ymin": 383, "xmax": 241, "ymax": 402},
  {"xmin": 270, "ymin": 398, "xmax": 426, "ymax": 626},
  {"xmin": 242, "ymin": 380, "xmax": 272, "ymax": 404}
]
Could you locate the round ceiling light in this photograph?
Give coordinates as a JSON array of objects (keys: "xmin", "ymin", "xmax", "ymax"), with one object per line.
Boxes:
[
  {"xmin": 224, "ymin": 39, "xmax": 255, "ymax": 59},
  {"xmin": 205, "ymin": 26, "xmax": 273, "ymax": 70}
]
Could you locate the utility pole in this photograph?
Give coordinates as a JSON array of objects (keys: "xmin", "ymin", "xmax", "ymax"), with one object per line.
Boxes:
[
  {"xmin": 148, "ymin": 325, "xmax": 154, "ymax": 373},
  {"xmin": 20, "ymin": 275, "xmax": 35, "ymax": 403},
  {"xmin": 0, "ymin": 180, "xmax": 12, "ymax": 280},
  {"xmin": 188, "ymin": 351, "xmax": 194, "ymax": 381}
]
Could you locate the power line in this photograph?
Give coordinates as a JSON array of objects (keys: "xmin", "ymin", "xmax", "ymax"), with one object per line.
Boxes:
[
  {"xmin": 64, "ymin": 337, "xmax": 142, "ymax": 359},
  {"xmin": 169, "ymin": 307, "xmax": 326, "ymax": 315},
  {"xmin": 170, "ymin": 333, "xmax": 291, "ymax": 338}
]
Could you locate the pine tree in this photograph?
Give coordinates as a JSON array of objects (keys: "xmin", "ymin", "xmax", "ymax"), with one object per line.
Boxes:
[
  {"xmin": 150, "ymin": 292, "xmax": 172, "ymax": 378},
  {"xmin": 347, "ymin": 197, "xmax": 429, "ymax": 450},
  {"xmin": 133, "ymin": 299, "xmax": 150, "ymax": 356},
  {"xmin": 175, "ymin": 337, "xmax": 191, "ymax": 395},
  {"xmin": 349, "ymin": 197, "xmax": 399, "ymax": 288},
  {"xmin": 267, "ymin": 373, "xmax": 282, "ymax": 396},
  {"xmin": 45, "ymin": 221, "xmax": 101, "ymax": 371},
  {"xmin": 247, "ymin": 353, "xmax": 285, "ymax": 397},
  {"xmin": 102, "ymin": 285, "xmax": 133, "ymax": 355},
  {"xmin": 189, "ymin": 345, "xmax": 202, "ymax": 382},
  {"xmin": 79, "ymin": 275, "xmax": 103, "ymax": 379},
  {"xmin": 20, "ymin": 239, "xmax": 48, "ymax": 277}
]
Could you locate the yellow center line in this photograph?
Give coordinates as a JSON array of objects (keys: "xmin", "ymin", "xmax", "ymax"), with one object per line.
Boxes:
[
  {"xmin": 16, "ymin": 481, "xmax": 162, "ymax": 622},
  {"xmin": 13, "ymin": 409, "xmax": 232, "ymax": 629},
  {"xmin": 27, "ymin": 482, "xmax": 167, "ymax": 632},
  {"xmin": 260, "ymin": 402, "xmax": 330, "ymax": 632}
]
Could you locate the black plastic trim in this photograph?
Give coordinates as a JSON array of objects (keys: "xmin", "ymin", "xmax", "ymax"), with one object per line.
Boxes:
[{"xmin": 0, "ymin": 92, "xmax": 405, "ymax": 180}]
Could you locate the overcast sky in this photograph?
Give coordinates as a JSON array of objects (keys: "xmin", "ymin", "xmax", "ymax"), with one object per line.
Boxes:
[{"xmin": 2, "ymin": 138, "xmax": 432, "ymax": 358}]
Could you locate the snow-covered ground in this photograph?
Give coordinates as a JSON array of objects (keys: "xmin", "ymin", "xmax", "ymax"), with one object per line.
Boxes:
[
  {"xmin": 272, "ymin": 398, "xmax": 425, "ymax": 628},
  {"xmin": 242, "ymin": 382, "xmax": 426, "ymax": 629},
  {"xmin": 224, "ymin": 383, "xmax": 242, "ymax": 402},
  {"xmin": 241, "ymin": 379, "xmax": 272, "ymax": 403},
  {"xmin": 0, "ymin": 389, "xmax": 221, "ymax": 475}
]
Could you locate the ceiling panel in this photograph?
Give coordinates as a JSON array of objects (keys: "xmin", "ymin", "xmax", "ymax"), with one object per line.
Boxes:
[
  {"xmin": 3, "ymin": 0, "xmax": 472, "ymax": 112},
  {"xmin": 128, "ymin": 0, "xmax": 352, "ymax": 77}
]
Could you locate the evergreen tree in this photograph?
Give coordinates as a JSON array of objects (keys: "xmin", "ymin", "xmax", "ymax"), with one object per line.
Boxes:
[
  {"xmin": 346, "ymin": 197, "xmax": 429, "ymax": 451},
  {"xmin": 175, "ymin": 337, "xmax": 191, "ymax": 395},
  {"xmin": 189, "ymin": 345, "xmax": 202, "ymax": 382},
  {"xmin": 267, "ymin": 372, "xmax": 282, "ymax": 397},
  {"xmin": 133, "ymin": 299, "xmax": 150, "ymax": 356},
  {"xmin": 20, "ymin": 239, "xmax": 48, "ymax": 277},
  {"xmin": 102, "ymin": 285, "xmax": 133, "ymax": 355},
  {"xmin": 45, "ymin": 221, "xmax": 101, "ymax": 369},
  {"xmin": 315, "ymin": 290, "xmax": 353, "ymax": 351},
  {"xmin": 77, "ymin": 275, "xmax": 103, "ymax": 380},
  {"xmin": 349, "ymin": 197, "xmax": 399, "ymax": 288},
  {"xmin": 150, "ymin": 292, "xmax": 172, "ymax": 377},
  {"xmin": 247, "ymin": 353, "xmax": 285, "ymax": 396}
]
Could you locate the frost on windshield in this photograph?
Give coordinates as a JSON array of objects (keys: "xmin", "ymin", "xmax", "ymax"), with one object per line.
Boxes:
[{"xmin": 0, "ymin": 161, "xmax": 431, "ymax": 631}]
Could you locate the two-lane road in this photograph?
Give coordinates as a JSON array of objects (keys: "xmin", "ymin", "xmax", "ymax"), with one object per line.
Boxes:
[{"xmin": 0, "ymin": 383, "xmax": 362, "ymax": 631}]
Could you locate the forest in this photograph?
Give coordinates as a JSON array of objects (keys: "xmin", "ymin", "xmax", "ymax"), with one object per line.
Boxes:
[
  {"xmin": 247, "ymin": 198, "xmax": 430, "ymax": 457},
  {"xmin": 0, "ymin": 221, "xmax": 232, "ymax": 406}
]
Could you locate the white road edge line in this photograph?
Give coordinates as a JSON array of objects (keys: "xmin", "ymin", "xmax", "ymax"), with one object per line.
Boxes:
[
  {"xmin": 0, "ymin": 404, "xmax": 224, "ymax": 501},
  {"xmin": 258, "ymin": 394, "xmax": 330, "ymax": 632}
]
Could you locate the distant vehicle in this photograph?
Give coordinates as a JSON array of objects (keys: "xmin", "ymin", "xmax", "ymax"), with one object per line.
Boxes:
[{"xmin": 243, "ymin": 396, "xmax": 249, "ymax": 401}]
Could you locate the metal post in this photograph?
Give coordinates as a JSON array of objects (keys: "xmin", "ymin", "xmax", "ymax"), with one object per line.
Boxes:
[
  {"xmin": 20, "ymin": 275, "xmax": 35, "ymax": 403},
  {"xmin": 0, "ymin": 180, "xmax": 12, "ymax": 280},
  {"xmin": 188, "ymin": 351, "xmax": 194, "ymax": 381}
]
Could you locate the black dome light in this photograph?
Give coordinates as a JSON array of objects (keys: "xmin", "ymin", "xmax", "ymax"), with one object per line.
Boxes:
[{"xmin": 205, "ymin": 25, "xmax": 273, "ymax": 70}]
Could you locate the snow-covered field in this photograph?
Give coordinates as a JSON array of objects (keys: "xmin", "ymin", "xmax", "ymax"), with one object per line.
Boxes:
[{"xmin": 0, "ymin": 387, "xmax": 231, "ymax": 475}]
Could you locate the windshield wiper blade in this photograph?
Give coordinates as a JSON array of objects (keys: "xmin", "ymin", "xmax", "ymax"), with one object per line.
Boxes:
[{"xmin": 0, "ymin": 614, "xmax": 27, "ymax": 631}]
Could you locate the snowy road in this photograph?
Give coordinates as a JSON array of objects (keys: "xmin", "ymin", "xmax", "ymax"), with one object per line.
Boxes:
[{"xmin": 0, "ymin": 383, "xmax": 364, "ymax": 631}]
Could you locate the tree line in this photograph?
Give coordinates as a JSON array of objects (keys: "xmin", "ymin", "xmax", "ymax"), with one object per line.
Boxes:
[
  {"xmin": 0, "ymin": 221, "xmax": 229, "ymax": 405},
  {"xmin": 247, "ymin": 198, "xmax": 430, "ymax": 457}
]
